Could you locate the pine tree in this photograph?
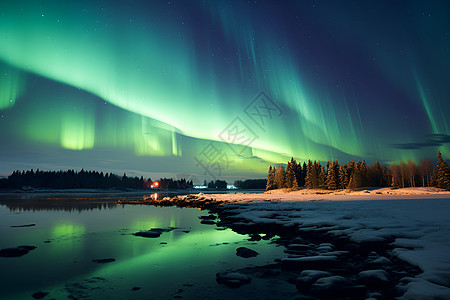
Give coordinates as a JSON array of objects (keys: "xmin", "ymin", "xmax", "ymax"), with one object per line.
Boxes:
[
  {"xmin": 348, "ymin": 161, "xmax": 366, "ymax": 190},
  {"xmin": 339, "ymin": 165, "xmax": 348, "ymax": 189},
  {"xmin": 369, "ymin": 161, "xmax": 383, "ymax": 187},
  {"xmin": 294, "ymin": 162, "xmax": 303, "ymax": 188},
  {"xmin": 326, "ymin": 160, "xmax": 340, "ymax": 190},
  {"xmin": 305, "ymin": 160, "xmax": 318, "ymax": 189},
  {"xmin": 265, "ymin": 166, "xmax": 276, "ymax": 191},
  {"xmin": 291, "ymin": 173, "xmax": 299, "ymax": 191},
  {"xmin": 360, "ymin": 160, "xmax": 370, "ymax": 187},
  {"xmin": 274, "ymin": 166, "xmax": 286, "ymax": 189},
  {"xmin": 318, "ymin": 162, "xmax": 327, "ymax": 189},
  {"xmin": 284, "ymin": 158, "xmax": 297, "ymax": 189},
  {"xmin": 433, "ymin": 151, "xmax": 450, "ymax": 189}
]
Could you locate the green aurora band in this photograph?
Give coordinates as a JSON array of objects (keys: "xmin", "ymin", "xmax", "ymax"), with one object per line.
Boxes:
[{"xmin": 0, "ymin": 1, "xmax": 449, "ymax": 180}]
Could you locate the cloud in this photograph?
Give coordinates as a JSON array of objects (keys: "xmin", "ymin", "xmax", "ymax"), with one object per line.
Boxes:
[{"xmin": 391, "ymin": 134, "xmax": 450, "ymax": 150}]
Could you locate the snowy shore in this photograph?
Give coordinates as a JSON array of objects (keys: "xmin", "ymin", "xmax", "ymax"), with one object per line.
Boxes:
[
  {"xmin": 207, "ymin": 187, "xmax": 450, "ymax": 299},
  {"xmin": 209, "ymin": 187, "xmax": 450, "ymax": 202}
]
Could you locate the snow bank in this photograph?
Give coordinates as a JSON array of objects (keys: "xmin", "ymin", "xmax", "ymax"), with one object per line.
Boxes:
[{"xmin": 210, "ymin": 191, "xmax": 450, "ymax": 299}]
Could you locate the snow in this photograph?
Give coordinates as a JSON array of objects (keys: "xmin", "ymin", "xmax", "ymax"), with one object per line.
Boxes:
[
  {"xmin": 209, "ymin": 187, "xmax": 450, "ymax": 203},
  {"xmin": 207, "ymin": 187, "xmax": 450, "ymax": 299}
]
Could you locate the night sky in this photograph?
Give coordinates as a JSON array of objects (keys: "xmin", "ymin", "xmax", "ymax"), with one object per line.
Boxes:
[{"xmin": 0, "ymin": 0, "xmax": 449, "ymax": 183}]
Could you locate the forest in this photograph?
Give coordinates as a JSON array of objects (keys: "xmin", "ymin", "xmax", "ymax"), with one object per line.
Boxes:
[
  {"xmin": 266, "ymin": 151, "xmax": 450, "ymax": 191},
  {"xmin": 0, "ymin": 169, "xmax": 193, "ymax": 190}
]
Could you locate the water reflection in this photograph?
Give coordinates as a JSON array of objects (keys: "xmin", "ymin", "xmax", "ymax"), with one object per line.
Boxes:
[
  {"xmin": 0, "ymin": 195, "xmax": 287, "ymax": 300},
  {"xmin": 0, "ymin": 197, "xmax": 118, "ymax": 212}
]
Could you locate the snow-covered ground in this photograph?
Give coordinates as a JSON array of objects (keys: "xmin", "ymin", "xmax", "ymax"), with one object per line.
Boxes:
[
  {"xmin": 209, "ymin": 188, "xmax": 450, "ymax": 299},
  {"xmin": 209, "ymin": 187, "xmax": 450, "ymax": 202}
]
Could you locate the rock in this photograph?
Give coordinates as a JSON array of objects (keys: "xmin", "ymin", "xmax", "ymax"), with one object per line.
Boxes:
[
  {"xmin": 358, "ymin": 269, "xmax": 391, "ymax": 288},
  {"xmin": 320, "ymin": 250, "xmax": 351, "ymax": 257},
  {"xmin": 368, "ymin": 256, "xmax": 392, "ymax": 267},
  {"xmin": 92, "ymin": 258, "xmax": 116, "ymax": 263},
  {"xmin": 200, "ymin": 219, "xmax": 216, "ymax": 225},
  {"xmin": 248, "ymin": 234, "xmax": 262, "ymax": 241},
  {"xmin": 295, "ymin": 270, "xmax": 331, "ymax": 293},
  {"xmin": 309, "ymin": 276, "xmax": 351, "ymax": 297},
  {"xmin": 281, "ymin": 255, "xmax": 340, "ymax": 270},
  {"xmin": 216, "ymin": 271, "xmax": 251, "ymax": 288},
  {"xmin": 0, "ymin": 245, "xmax": 36, "ymax": 257},
  {"xmin": 32, "ymin": 291, "xmax": 49, "ymax": 299},
  {"xmin": 10, "ymin": 224, "xmax": 36, "ymax": 228},
  {"xmin": 317, "ymin": 243, "xmax": 335, "ymax": 252},
  {"xmin": 286, "ymin": 244, "xmax": 314, "ymax": 251},
  {"xmin": 236, "ymin": 247, "xmax": 259, "ymax": 258},
  {"xmin": 134, "ymin": 227, "xmax": 175, "ymax": 238},
  {"xmin": 199, "ymin": 214, "xmax": 216, "ymax": 220}
]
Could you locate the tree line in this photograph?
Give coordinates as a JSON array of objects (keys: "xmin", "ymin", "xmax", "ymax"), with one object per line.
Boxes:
[
  {"xmin": 233, "ymin": 179, "xmax": 267, "ymax": 189},
  {"xmin": 0, "ymin": 169, "xmax": 193, "ymax": 190},
  {"xmin": 266, "ymin": 151, "xmax": 450, "ymax": 191}
]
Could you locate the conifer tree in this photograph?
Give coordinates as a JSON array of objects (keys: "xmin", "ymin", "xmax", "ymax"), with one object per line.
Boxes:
[
  {"xmin": 433, "ymin": 150, "xmax": 450, "ymax": 189},
  {"xmin": 294, "ymin": 162, "xmax": 303, "ymax": 188},
  {"xmin": 291, "ymin": 171, "xmax": 299, "ymax": 190},
  {"xmin": 284, "ymin": 158, "xmax": 297, "ymax": 189},
  {"xmin": 318, "ymin": 162, "xmax": 327, "ymax": 189},
  {"xmin": 305, "ymin": 160, "xmax": 318, "ymax": 189},
  {"xmin": 265, "ymin": 166, "xmax": 276, "ymax": 191},
  {"xmin": 326, "ymin": 160, "xmax": 340, "ymax": 190},
  {"xmin": 299, "ymin": 162, "xmax": 307, "ymax": 187},
  {"xmin": 348, "ymin": 161, "xmax": 365, "ymax": 190},
  {"xmin": 339, "ymin": 165, "xmax": 349, "ymax": 189},
  {"xmin": 274, "ymin": 166, "xmax": 286, "ymax": 189},
  {"xmin": 369, "ymin": 161, "xmax": 383, "ymax": 187},
  {"xmin": 360, "ymin": 160, "xmax": 370, "ymax": 187}
]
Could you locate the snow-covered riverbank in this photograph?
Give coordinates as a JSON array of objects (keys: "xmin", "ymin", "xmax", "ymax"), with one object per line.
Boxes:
[
  {"xmin": 208, "ymin": 187, "xmax": 450, "ymax": 202},
  {"xmin": 207, "ymin": 188, "xmax": 450, "ymax": 299}
]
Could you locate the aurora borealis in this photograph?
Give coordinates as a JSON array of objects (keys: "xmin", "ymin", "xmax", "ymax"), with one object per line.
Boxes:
[{"xmin": 0, "ymin": 1, "xmax": 449, "ymax": 182}]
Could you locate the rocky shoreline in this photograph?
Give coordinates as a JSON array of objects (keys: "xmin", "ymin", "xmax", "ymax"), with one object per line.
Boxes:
[
  {"xmin": 116, "ymin": 193, "xmax": 222, "ymax": 209},
  {"xmin": 210, "ymin": 203, "xmax": 422, "ymax": 299},
  {"xmin": 119, "ymin": 194, "xmax": 425, "ymax": 299}
]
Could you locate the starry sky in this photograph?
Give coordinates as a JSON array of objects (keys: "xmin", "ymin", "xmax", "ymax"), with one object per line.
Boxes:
[{"xmin": 0, "ymin": 0, "xmax": 449, "ymax": 183}]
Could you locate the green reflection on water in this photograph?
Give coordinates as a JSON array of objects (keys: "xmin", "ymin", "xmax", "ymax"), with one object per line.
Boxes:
[
  {"xmin": 0, "ymin": 202, "xmax": 284, "ymax": 299},
  {"xmin": 51, "ymin": 222, "xmax": 86, "ymax": 238}
]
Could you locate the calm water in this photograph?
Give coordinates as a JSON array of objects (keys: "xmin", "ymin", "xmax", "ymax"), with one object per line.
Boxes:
[{"xmin": 0, "ymin": 194, "xmax": 291, "ymax": 300}]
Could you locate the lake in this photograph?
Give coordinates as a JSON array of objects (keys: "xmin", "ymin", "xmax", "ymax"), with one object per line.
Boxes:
[{"xmin": 0, "ymin": 194, "xmax": 294, "ymax": 299}]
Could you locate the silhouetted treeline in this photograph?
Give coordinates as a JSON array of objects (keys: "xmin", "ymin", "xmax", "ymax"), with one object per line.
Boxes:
[
  {"xmin": 156, "ymin": 178, "xmax": 193, "ymax": 189},
  {"xmin": 0, "ymin": 169, "xmax": 146, "ymax": 189},
  {"xmin": 0, "ymin": 169, "xmax": 195, "ymax": 190},
  {"xmin": 266, "ymin": 151, "xmax": 450, "ymax": 191},
  {"xmin": 234, "ymin": 179, "xmax": 267, "ymax": 189},
  {"xmin": 206, "ymin": 180, "xmax": 227, "ymax": 189}
]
